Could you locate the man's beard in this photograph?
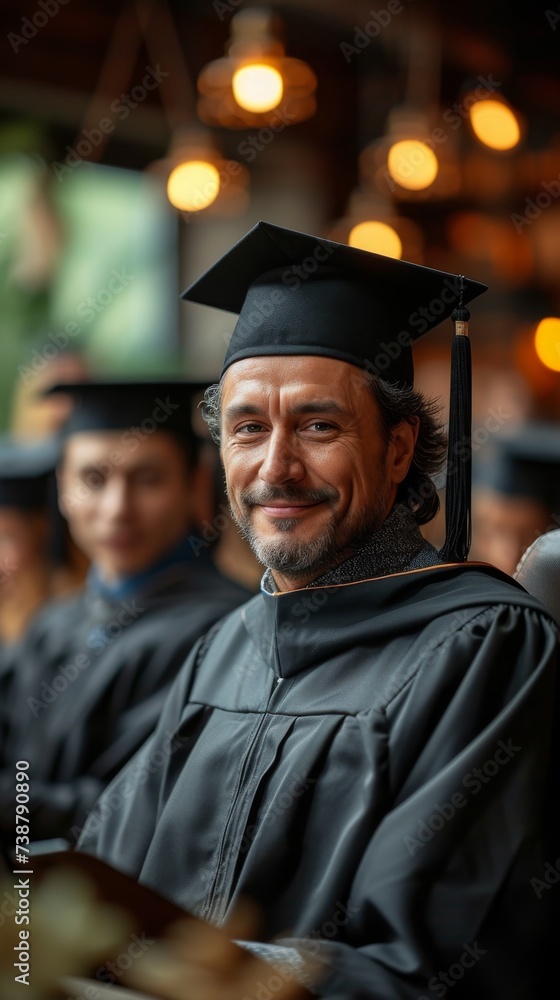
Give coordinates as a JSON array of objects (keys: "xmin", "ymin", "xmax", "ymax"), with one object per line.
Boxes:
[{"xmin": 229, "ymin": 482, "xmax": 391, "ymax": 583}]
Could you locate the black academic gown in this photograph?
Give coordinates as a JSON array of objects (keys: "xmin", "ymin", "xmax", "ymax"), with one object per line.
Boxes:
[
  {"xmin": 78, "ymin": 564, "xmax": 559, "ymax": 999},
  {"xmin": 0, "ymin": 552, "xmax": 249, "ymax": 844}
]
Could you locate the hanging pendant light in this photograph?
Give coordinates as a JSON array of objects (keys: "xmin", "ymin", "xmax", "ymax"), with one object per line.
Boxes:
[
  {"xmin": 534, "ymin": 317, "xmax": 560, "ymax": 372},
  {"xmin": 197, "ymin": 8, "xmax": 317, "ymax": 129},
  {"xmin": 116, "ymin": 0, "xmax": 251, "ymax": 218},
  {"xmin": 327, "ymin": 185, "xmax": 424, "ymax": 262},
  {"xmin": 359, "ymin": 13, "xmax": 461, "ymax": 202},
  {"xmin": 148, "ymin": 126, "xmax": 249, "ymax": 217},
  {"xmin": 469, "ymin": 98, "xmax": 522, "ymax": 151}
]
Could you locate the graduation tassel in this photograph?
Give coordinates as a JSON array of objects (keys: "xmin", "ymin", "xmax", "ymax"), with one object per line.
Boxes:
[{"xmin": 439, "ymin": 277, "xmax": 472, "ymax": 563}]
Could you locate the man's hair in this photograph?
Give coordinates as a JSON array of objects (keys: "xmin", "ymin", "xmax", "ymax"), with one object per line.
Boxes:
[
  {"xmin": 364, "ymin": 373, "xmax": 447, "ymax": 525},
  {"xmin": 201, "ymin": 372, "xmax": 447, "ymax": 525},
  {"xmin": 60, "ymin": 429, "xmax": 200, "ymax": 485},
  {"xmin": 166, "ymin": 431, "xmax": 201, "ymax": 474}
]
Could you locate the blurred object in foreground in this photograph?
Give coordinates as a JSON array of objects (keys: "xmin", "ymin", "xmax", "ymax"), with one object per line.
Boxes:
[
  {"xmin": 24, "ymin": 850, "xmax": 316, "ymax": 1000},
  {"xmin": 0, "ymin": 863, "xmax": 131, "ymax": 1000},
  {"xmin": 514, "ymin": 528, "xmax": 560, "ymax": 626},
  {"xmin": 123, "ymin": 910, "xmax": 314, "ymax": 1000}
]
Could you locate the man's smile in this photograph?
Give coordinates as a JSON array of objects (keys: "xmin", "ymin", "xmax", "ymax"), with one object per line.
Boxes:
[{"xmin": 257, "ymin": 501, "xmax": 324, "ymax": 518}]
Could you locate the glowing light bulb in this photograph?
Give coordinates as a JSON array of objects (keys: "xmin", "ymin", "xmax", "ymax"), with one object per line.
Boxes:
[
  {"xmin": 387, "ymin": 140, "xmax": 439, "ymax": 191},
  {"xmin": 232, "ymin": 64, "xmax": 284, "ymax": 112},
  {"xmin": 349, "ymin": 221, "xmax": 403, "ymax": 259},
  {"xmin": 470, "ymin": 100, "xmax": 520, "ymax": 151},
  {"xmin": 166, "ymin": 161, "xmax": 220, "ymax": 212},
  {"xmin": 535, "ymin": 317, "xmax": 560, "ymax": 372}
]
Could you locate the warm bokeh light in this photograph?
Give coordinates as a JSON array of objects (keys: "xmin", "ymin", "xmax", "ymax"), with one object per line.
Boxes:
[
  {"xmin": 470, "ymin": 100, "xmax": 520, "ymax": 151},
  {"xmin": 535, "ymin": 317, "xmax": 560, "ymax": 372},
  {"xmin": 387, "ymin": 140, "xmax": 439, "ymax": 191},
  {"xmin": 348, "ymin": 221, "xmax": 403, "ymax": 259},
  {"xmin": 166, "ymin": 161, "xmax": 220, "ymax": 212},
  {"xmin": 232, "ymin": 64, "xmax": 284, "ymax": 113}
]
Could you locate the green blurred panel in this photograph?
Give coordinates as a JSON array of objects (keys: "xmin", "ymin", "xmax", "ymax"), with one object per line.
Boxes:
[
  {"xmin": 0, "ymin": 156, "xmax": 179, "ymax": 431},
  {"xmin": 52, "ymin": 163, "xmax": 179, "ymax": 367}
]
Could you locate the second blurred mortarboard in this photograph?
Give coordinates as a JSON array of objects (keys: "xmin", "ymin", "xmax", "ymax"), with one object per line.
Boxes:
[
  {"xmin": 0, "ymin": 436, "xmax": 60, "ymax": 509},
  {"xmin": 42, "ymin": 379, "xmax": 211, "ymax": 449},
  {"xmin": 181, "ymin": 221, "xmax": 489, "ymax": 562},
  {"xmin": 475, "ymin": 423, "xmax": 560, "ymax": 512}
]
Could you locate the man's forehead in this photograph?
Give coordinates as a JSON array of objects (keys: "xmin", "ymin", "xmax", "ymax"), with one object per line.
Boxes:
[
  {"xmin": 62, "ymin": 431, "xmax": 179, "ymax": 465},
  {"xmin": 222, "ymin": 355, "xmax": 370, "ymax": 398}
]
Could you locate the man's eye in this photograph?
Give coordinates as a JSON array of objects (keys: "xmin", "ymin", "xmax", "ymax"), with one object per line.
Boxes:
[
  {"xmin": 80, "ymin": 472, "xmax": 106, "ymax": 489},
  {"xmin": 306, "ymin": 421, "xmax": 335, "ymax": 432},
  {"xmin": 238, "ymin": 423, "xmax": 265, "ymax": 434}
]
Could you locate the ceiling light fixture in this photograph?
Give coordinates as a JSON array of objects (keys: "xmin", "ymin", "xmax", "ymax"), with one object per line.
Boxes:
[
  {"xmin": 197, "ymin": 8, "xmax": 317, "ymax": 128},
  {"xmin": 469, "ymin": 98, "xmax": 521, "ymax": 151}
]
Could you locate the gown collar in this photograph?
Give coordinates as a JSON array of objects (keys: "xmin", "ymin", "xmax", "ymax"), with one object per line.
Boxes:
[
  {"xmin": 244, "ymin": 561, "xmax": 529, "ymax": 680},
  {"xmin": 87, "ymin": 531, "xmax": 209, "ymax": 602}
]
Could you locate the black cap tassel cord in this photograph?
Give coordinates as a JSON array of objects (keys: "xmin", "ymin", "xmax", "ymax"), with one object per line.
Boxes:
[{"xmin": 439, "ymin": 278, "xmax": 472, "ymax": 563}]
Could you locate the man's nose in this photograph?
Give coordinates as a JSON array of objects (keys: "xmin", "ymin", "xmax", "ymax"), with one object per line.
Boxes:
[
  {"xmin": 258, "ymin": 431, "xmax": 305, "ymax": 485},
  {"xmin": 97, "ymin": 476, "xmax": 130, "ymax": 518}
]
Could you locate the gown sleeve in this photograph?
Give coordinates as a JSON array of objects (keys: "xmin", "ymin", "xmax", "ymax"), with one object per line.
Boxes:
[
  {"xmin": 276, "ymin": 603, "xmax": 559, "ymax": 998},
  {"xmin": 77, "ymin": 632, "xmax": 211, "ymax": 870},
  {"xmin": 0, "ymin": 616, "xmax": 220, "ymax": 843}
]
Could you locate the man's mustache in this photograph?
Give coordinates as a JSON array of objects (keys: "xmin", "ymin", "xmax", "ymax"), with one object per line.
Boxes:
[{"xmin": 240, "ymin": 485, "xmax": 339, "ymax": 507}]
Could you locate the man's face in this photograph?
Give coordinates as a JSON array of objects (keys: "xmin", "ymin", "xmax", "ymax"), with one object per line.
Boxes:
[
  {"xmin": 0, "ymin": 509, "xmax": 47, "ymax": 592},
  {"xmin": 58, "ymin": 431, "xmax": 195, "ymax": 582},
  {"xmin": 221, "ymin": 356, "xmax": 417, "ymax": 590}
]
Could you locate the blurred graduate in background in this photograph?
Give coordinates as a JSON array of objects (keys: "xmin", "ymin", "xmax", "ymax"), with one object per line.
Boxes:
[
  {"xmin": 0, "ymin": 378, "xmax": 252, "ymax": 847},
  {"xmin": 0, "ymin": 435, "xmax": 62, "ymax": 646},
  {"xmin": 8, "ymin": 345, "xmax": 94, "ymax": 596},
  {"xmin": 471, "ymin": 422, "xmax": 560, "ymax": 575}
]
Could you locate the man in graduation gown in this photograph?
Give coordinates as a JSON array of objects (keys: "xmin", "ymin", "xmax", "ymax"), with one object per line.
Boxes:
[
  {"xmin": 471, "ymin": 421, "xmax": 560, "ymax": 575},
  {"xmin": 0, "ymin": 379, "xmax": 250, "ymax": 846},
  {"xmin": 78, "ymin": 224, "xmax": 559, "ymax": 999},
  {"xmin": 0, "ymin": 435, "xmax": 65, "ymax": 646},
  {"xmin": 0, "ymin": 436, "xmax": 63, "ymax": 763}
]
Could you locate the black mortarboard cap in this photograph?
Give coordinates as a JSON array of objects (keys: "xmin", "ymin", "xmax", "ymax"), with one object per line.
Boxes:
[
  {"xmin": 42, "ymin": 379, "xmax": 210, "ymax": 445},
  {"xmin": 475, "ymin": 423, "xmax": 560, "ymax": 511},
  {"xmin": 0, "ymin": 435, "xmax": 60, "ymax": 509},
  {"xmin": 181, "ymin": 220, "xmax": 486, "ymax": 383},
  {"xmin": 181, "ymin": 221, "xmax": 488, "ymax": 562}
]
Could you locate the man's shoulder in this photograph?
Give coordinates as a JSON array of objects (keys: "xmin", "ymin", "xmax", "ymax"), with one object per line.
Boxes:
[
  {"xmin": 185, "ymin": 591, "xmax": 261, "ymax": 652},
  {"xmin": 307, "ymin": 562, "xmax": 558, "ymax": 665},
  {"xmin": 366, "ymin": 562, "xmax": 559, "ymax": 663},
  {"xmin": 445, "ymin": 562, "xmax": 557, "ymax": 619},
  {"xmin": 372, "ymin": 561, "xmax": 557, "ymax": 620},
  {"xmin": 21, "ymin": 588, "xmax": 87, "ymax": 639},
  {"xmin": 123, "ymin": 587, "xmax": 253, "ymax": 649},
  {"xmin": 142, "ymin": 561, "xmax": 253, "ymax": 614}
]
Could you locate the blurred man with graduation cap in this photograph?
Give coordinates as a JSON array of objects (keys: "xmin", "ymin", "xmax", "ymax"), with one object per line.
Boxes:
[
  {"xmin": 78, "ymin": 224, "xmax": 558, "ymax": 999},
  {"xmin": 0, "ymin": 379, "xmax": 250, "ymax": 846},
  {"xmin": 471, "ymin": 421, "xmax": 560, "ymax": 575},
  {"xmin": 0, "ymin": 436, "xmax": 63, "ymax": 765},
  {"xmin": 0, "ymin": 435, "xmax": 62, "ymax": 646}
]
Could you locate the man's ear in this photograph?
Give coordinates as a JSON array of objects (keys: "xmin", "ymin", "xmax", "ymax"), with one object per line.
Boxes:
[
  {"xmin": 190, "ymin": 444, "xmax": 218, "ymax": 528},
  {"xmin": 56, "ymin": 462, "xmax": 69, "ymax": 519},
  {"xmin": 388, "ymin": 417, "xmax": 419, "ymax": 485}
]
